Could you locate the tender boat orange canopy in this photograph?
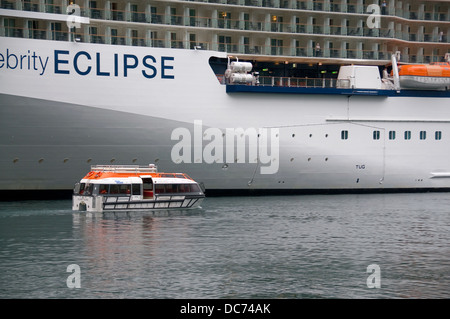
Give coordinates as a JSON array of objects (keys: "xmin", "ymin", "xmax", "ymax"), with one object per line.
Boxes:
[{"xmin": 82, "ymin": 170, "xmax": 193, "ymax": 181}]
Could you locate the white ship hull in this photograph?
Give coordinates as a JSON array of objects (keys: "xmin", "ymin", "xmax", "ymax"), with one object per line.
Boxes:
[{"xmin": 2, "ymin": 37, "xmax": 450, "ymax": 196}]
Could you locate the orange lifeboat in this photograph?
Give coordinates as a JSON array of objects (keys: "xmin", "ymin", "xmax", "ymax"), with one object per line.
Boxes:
[{"xmin": 397, "ymin": 62, "xmax": 450, "ymax": 90}]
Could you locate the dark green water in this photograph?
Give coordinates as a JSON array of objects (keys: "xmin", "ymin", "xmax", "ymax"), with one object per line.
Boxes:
[{"xmin": 1, "ymin": 193, "xmax": 449, "ymax": 298}]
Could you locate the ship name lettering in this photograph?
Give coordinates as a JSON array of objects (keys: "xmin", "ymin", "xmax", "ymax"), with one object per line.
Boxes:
[
  {"xmin": 0, "ymin": 49, "xmax": 49, "ymax": 76},
  {"xmin": 54, "ymin": 50, "xmax": 174, "ymax": 79}
]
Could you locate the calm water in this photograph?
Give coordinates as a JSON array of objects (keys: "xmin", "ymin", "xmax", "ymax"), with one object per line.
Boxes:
[{"xmin": 0, "ymin": 193, "xmax": 449, "ymax": 299}]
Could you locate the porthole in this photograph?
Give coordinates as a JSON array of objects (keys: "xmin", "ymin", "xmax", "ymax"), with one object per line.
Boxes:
[
  {"xmin": 389, "ymin": 131, "xmax": 396, "ymax": 140},
  {"xmin": 373, "ymin": 130, "xmax": 380, "ymax": 140},
  {"xmin": 420, "ymin": 131, "xmax": 427, "ymax": 140},
  {"xmin": 404, "ymin": 131, "xmax": 411, "ymax": 140}
]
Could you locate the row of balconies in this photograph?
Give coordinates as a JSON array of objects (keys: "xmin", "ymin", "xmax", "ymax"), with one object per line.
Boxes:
[
  {"xmin": 2, "ymin": 0, "xmax": 448, "ymax": 44},
  {"xmin": 4, "ymin": 0, "xmax": 448, "ymax": 21},
  {"xmin": 2, "ymin": 0, "xmax": 449, "ymax": 23},
  {"xmin": 1, "ymin": 19, "xmax": 447, "ymax": 64},
  {"xmin": 195, "ymin": 0, "xmax": 450, "ymax": 21}
]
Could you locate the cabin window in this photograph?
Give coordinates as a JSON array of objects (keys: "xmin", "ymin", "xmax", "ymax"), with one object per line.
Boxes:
[
  {"xmin": 155, "ymin": 184, "xmax": 165, "ymax": 194},
  {"xmin": 404, "ymin": 131, "xmax": 411, "ymax": 140},
  {"xmin": 99, "ymin": 184, "xmax": 109, "ymax": 194},
  {"xmin": 97, "ymin": 184, "xmax": 141, "ymax": 196},
  {"xmin": 159, "ymin": 173, "xmax": 187, "ymax": 179},
  {"xmin": 165, "ymin": 184, "xmax": 174, "ymax": 193},
  {"xmin": 435, "ymin": 131, "xmax": 442, "ymax": 140},
  {"xmin": 373, "ymin": 130, "xmax": 380, "ymax": 140},
  {"xmin": 81, "ymin": 183, "xmax": 93, "ymax": 195},
  {"xmin": 189, "ymin": 184, "xmax": 201, "ymax": 192},
  {"xmin": 389, "ymin": 131, "xmax": 396, "ymax": 140},
  {"xmin": 420, "ymin": 131, "xmax": 427, "ymax": 140},
  {"xmin": 341, "ymin": 130, "xmax": 348, "ymax": 140},
  {"xmin": 73, "ymin": 183, "xmax": 81, "ymax": 195},
  {"xmin": 154, "ymin": 184, "xmax": 201, "ymax": 194},
  {"xmin": 132, "ymin": 184, "xmax": 141, "ymax": 195},
  {"xmin": 109, "ymin": 184, "xmax": 120, "ymax": 194},
  {"xmin": 109, "ymin": 184, "xmax": 131, "ymax": 195},
  {"xmin": 77, "ymin": 183, "xmax": 86, "ymax": 194},
  {"xmin": 119, "ymin": 184, "xmax": 130, "ymax": 194}
]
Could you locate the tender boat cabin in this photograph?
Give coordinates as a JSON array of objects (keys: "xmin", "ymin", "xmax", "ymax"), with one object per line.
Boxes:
[{"xmin": 72, "ymin": 165, "xmax": 205, "ymax": 212}]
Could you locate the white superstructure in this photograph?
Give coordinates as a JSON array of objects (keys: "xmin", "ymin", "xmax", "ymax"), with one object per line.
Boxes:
[{"xmin": 1, "ymin": 1, "xmax": 450, "ymax": 197}]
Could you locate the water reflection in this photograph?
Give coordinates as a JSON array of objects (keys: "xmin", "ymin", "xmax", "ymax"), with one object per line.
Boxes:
[{"xmin": 70, "ymin": 210, "xmax": 203, "ymax": 298}]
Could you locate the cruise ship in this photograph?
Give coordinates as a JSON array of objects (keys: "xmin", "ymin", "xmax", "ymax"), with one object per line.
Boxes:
[{"xmin": 1, "ymin": 0, "xmax": 450, "ymax": 199}]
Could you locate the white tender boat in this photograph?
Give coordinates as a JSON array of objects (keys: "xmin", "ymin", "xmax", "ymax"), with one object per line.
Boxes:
[{"xmin": 72, "ymin": 164, "xmax": 205, "ymax": 212}]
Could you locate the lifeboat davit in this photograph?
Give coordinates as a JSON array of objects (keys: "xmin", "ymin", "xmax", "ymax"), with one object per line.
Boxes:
[{"xmin": 397, "ymin": 62, "xmax": 450, "ymax": 90}]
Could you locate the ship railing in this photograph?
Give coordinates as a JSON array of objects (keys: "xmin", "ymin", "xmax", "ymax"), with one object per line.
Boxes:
[
  {"xmin": 3, "ymin": 0, "xmax": 448, "ymax": 23},
  {"xmin": 258, "ymin": 76, "xmax": 337, "ymax": 88},
  {"xmin": 223, "ymin": 75, "xmax": 337, "ymax": 88},
  {"xmin": 91, "ymin": 165, "xmax": 158, "ymax": 173},
  {"xmin": 2, "ymin": 1, "xmax": 449, "ymax": 45},
  {"xmin": 102, "ymin": 195, "xmax": 201, "ymax": 211}
]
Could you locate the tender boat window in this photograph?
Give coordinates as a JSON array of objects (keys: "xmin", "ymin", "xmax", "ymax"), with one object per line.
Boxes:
[
  {"xmin": 155, "ymin": 184, "xmax": 201, "ymax": 193},
  {"xmin": 189, "ymin": 184, "xmax": 201, "ymax": 192},
  {"xmin": 77, "ymin": 183, "xmax": 86, "ymax": 195},
  {"xmin": 73, "ymin": 183, "xmax": 81, "ymax": 195},
  {"xmin": 159, "ymin": 173, "xmax": 188, "ymax": 179},
  {"xmin": 155, "ymin": 184, "xmax": 165, "ymax": 193},
  {"xmin": 132, "ymin": 184, "xmax": 141, "ymax": 195},
  {"xmin": 99, "ymin": 184, "xmax": 109, "ymax": 194},
  {"xmin": 82, "ymin": 184, "xmax": 93, "ymax": 195},
  {"xmin": 109, "ymin": 184, "xmax": 131, "ymax": 195}
]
